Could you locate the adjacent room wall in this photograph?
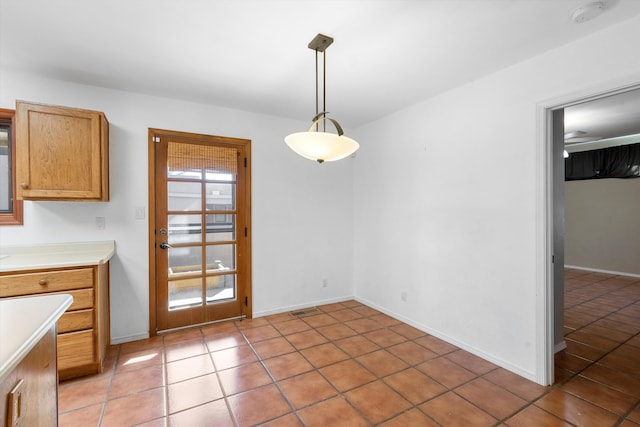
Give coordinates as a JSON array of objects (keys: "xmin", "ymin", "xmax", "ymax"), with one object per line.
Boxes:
[
  {"xmin": 352, "ymin": 14, "xmax": 640, "ymax": 383},
  {"xmin": 0, "ymin": 71, "xmax": 355, "ymax": 343},
  {"xmin": 565, "ymin": 178, "xmax": 640, "ymax": 276}
]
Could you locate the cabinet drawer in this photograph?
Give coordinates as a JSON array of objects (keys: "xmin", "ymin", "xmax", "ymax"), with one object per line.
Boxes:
[
  {"xmin": 0, "ymin": 268, "xmax": 94, "ymax": 297},
  {"xmin": 57, "ymin": 330, "xmax": 94, "ymax": 371},
  {"xmin": 51, "ymin": 288, "xmax": 94, "ymax": 311},
  {"xmin": 58, "ymin": 309, "xmax": 93, "ymax": 334}
]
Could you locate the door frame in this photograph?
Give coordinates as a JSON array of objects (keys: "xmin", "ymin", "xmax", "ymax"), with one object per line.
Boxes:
[
  {"xmin": 536, "ymin": 77, "xmax": 640, "ymax": 385},
  {"xmin": 148, "ymin": 128, "xmax": 252, "ymax": 336}
]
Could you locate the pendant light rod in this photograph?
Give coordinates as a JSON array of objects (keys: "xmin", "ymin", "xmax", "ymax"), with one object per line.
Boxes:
[
  {"xmin": 309, "ymin": 34, "xmax": 333, "ymax": 132},
  {"xmin": 284, "ymin": 33, "xmax": 359, "ymax": 164},
  {"xmin": 315, "ymin": 49, "xmax": 319, "ymax": 120},
  {"xmin": 323, "ymin": 49, "xmax": 327, "ymax": 132}
]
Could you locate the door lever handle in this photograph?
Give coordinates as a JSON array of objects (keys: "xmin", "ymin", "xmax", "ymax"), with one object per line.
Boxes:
[{"xmin": 159, "ymin": 242, "xmax": 172, "ymax": 250}]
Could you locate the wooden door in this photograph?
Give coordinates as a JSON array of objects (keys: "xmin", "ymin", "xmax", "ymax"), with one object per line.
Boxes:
[{"xmin": 150, "ymin": 129, "xmax": 251, "ymax": 332}]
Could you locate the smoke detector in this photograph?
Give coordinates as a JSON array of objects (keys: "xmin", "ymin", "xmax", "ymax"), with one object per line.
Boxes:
[{"xmin": 572, "ymin": 2, "xmax": 605, "ymax": 23}]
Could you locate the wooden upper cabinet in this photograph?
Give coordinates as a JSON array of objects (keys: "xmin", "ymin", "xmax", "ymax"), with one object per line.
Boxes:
[{"xmin": 16, "ymin": 101, "xmax": 109, "ymax": 201}]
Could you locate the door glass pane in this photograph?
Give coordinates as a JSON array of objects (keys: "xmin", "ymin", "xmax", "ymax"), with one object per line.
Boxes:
[
  {"xmin": 168, "ymin": 181, "xmax": 201, "ymax": 211},
  {"xmin": 206, "ymin": 274, "xmax": 236, "ymax": 303},
  {"xmin": 168, "ymin": 214, "xmax": 202, "ymax": 244},
  {"xmin": 168, "ymin": 169, "xmax": 202, "ymax": 180},
  {"xmin": 206, "ymin": 182, "xmax": 235, "ymax": 211},
  {"xmin": 168, "ymin": 246, "xmax": 203, "ymax": 310},
  {"xmin": 206, "ymin": 214, "xmax": 235, "ymax": 242},
  {"xmin": 206, "ymin": 244, "xmax": 235, "ymax": 271},
  {"xmin": 168, "ymin": 246, "xmax": 202, "ymax": 275},
  {"xmin": 169, "ymin": 277, "xmax": 202, "ymax": 310},
  {"xmin": 0, "ymin": 125, "xmax": 10, "ymax": 212}
]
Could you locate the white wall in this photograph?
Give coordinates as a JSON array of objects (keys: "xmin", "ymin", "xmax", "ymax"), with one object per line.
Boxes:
[
  {"xmin": 566, "ymin": 178, "xmax": 640, "ymax": 276},
  {"xmin": 0, "ymin": 71, "xmax": 355, "ymax": 343},
  {"xmin": 352, "ymin": 15, "xmax": 640, "ymax": 383}
]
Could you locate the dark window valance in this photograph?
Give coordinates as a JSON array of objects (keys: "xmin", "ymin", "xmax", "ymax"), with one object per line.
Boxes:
[{"xmin": 565, "ymin": 142, "xmax": 640, "ymax": 181}]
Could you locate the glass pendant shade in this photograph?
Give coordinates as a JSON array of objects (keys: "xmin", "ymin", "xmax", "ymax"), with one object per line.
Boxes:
[
  {"xmin": 285, "ymin": 119, "xmax": 359, "ymax": 163},
  {"xmin": 285, "ymin": 131, "xmax": 359, "ymax": 163}
]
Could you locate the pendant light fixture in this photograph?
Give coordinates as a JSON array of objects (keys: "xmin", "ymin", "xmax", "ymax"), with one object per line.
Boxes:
[{"xmin": 285, "ymin": 33, "xmax": 359, "ymax": 164}]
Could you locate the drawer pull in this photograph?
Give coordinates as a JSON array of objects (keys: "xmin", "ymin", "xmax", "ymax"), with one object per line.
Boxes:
[
  {"xmin": 20, "ymin": 182, "xmax": 29, "ymax": 189},
  {"xmin": 39, "ymin": 278, "xmax": 49, "ymax": 286}
]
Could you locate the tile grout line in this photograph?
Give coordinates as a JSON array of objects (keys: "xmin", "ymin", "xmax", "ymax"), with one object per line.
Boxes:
[
  {"xmin": 243, "ymin": 307, "xmax": 380, "ymax": 425},
  {"xmin": 237, "ymin": 321, "xmax": 314, "ymax": 426},
  {"xmin": 205, "ymin": 321, "xmax": 246, "ymax": 427},
  {"xmin": 274, "ymin": 307, "xmax": 520, "ymax": 425},
  {"xmin": 160, "ymin": 335, "xmax": 169, "ymax": 426},
  {"xmin": 272, "ymin": 307, "xmax": 483, "ymax": 426},
  {"xmin": 58, "ymin": 274, "xmax": 639, "ymax": 426},
  {"xmin": 616, "ymin": 399, "xmax": 640, "ymax": 427},
  {"xmin": 293, "ymin": 309, "xmax": 383, "ymax": 426},
  {"xmin": 550, "ymin": 272, "xmax": 640, "ymax": 424},
  {"xmin": 300, "ymin": 307, "xmax": 405, "ymax": 425},
  {"xmin": 266, "ymin": 309, "xmax": 373, "ymax": 423},
  {"xmin": 98, "ymin": 344, "xmax": 121, "ymax": 427}
]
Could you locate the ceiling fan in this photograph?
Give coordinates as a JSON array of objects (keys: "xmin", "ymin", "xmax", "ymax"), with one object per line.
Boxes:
[{"xmin": 564, "ymin": 130, "xmax": 602, "ymax": 144}]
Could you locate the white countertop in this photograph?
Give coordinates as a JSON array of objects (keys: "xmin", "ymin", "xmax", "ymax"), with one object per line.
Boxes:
[
  {"xmin": 0, "ymin": 240, "xmax": 115, "ymax": 272},
  {"xmin": 0, "ymin": 294, "xmax": 72, "ymax": 383}
]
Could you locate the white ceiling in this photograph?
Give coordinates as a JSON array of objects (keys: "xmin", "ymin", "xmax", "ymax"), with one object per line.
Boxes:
[
  {"xmin": 2, "ymin": 0, "xmax": 640, "ymax": 130},
  {"xmin": 564, "ymin": 87, "xmax": 640, "ymax": 152}
]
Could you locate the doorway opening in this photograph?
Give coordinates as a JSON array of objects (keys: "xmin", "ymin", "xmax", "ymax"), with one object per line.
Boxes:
[
  {"xmin": 148, "ymin": 128, "xmax": 252, "ymax": 334},
  {"xmin": 542, "ymin": 82, "xmax": 640, "ymax": 385}
]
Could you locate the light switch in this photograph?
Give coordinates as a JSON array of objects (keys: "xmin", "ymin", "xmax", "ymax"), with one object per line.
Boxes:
[{"xmin": 135, "ymin": 206, "xmax": 145, "ymax": 220}]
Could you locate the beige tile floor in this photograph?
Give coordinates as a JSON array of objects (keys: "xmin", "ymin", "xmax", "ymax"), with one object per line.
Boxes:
[{"xmin": 59, "ymin": 269, "xmax": 640, "ymax": 426}]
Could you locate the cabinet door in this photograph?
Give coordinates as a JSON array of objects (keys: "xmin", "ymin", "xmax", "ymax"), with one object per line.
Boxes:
[
  {"xmin": 57, "ymin": 330, "xmax": 95, "ymax": 371},
  {"xmin": 0, "ymin": 328, "xmax": 57, "ymax": 427},
  {"xmin": 16, "ymin": 101, "xmax": 109, "ymax": 201}
]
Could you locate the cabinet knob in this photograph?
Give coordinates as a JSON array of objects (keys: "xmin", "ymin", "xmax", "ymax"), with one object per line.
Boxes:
[
  {"xmin": 38, "ymin": 278, "xmax": 48, "ymax": 286},
  {"xmin": 20, "ymin": 183, "xmax": 29, "ymax": 189}
]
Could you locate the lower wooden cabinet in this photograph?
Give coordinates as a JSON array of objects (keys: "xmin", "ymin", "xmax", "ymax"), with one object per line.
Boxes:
[
  {"xmin": 58, "ymin": 330, "xmax": 95, "ymax": 372},
  {"xmin": 0, "ymin": 327, "xmax": 58, "ymax": 427},
  {"xmin": 0, "ymin": 263, "xmax": 110, "ymax": 380},
  {"xmin": 58, "ymin": 309, "xmax": 94, "ymax": 334}
]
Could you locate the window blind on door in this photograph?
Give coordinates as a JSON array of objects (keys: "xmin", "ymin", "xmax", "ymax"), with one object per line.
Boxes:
[{"xmin": 167, "ymin": 141, "xmax": 238, "ymax": 176}]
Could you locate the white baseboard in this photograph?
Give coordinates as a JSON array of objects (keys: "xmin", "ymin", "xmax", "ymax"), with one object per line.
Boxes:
[
  {"xmin": 565, "ymin": 265, "xmax": 640, "ymax": 278},
  {"xmin": 252, "ymin": 295, "xmax": 355, "ymax": 318},
  {"xmin": 111, "ymin": 332, "xmax": 149, "ymax": 345},
  {"xmin": 354, "ymin": 296, "xmax": 539, "ymax": 384},
  {"xmin": 112, "ymin": 296, "xmax": 355, "ymax": 344},
  {"xmin": 554, "ymin": 340, "xmax": 567, "ymax": 353}
]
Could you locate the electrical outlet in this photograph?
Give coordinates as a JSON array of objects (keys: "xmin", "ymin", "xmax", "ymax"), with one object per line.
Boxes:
[
  {"xmin": 401, "ymin": 291, "xmax": 407, "ymax": 302},
  {"xmin": 322, "ymin": 278, "xmax": 328, "ymax": 288},
  {"xmin": 96, "ymin": 217, "xmax": 106, "ymax": 230}
]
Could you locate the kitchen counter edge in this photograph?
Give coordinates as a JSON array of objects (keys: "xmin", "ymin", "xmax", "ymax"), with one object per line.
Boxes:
[
  {"xmin": 0, "ymin": 294, "xmax": 73, "ymax": 383},
  {"xmin": 0, "ymin": 240, "xmax": 115, "ymax": 273}
]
